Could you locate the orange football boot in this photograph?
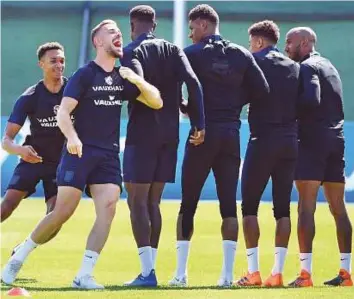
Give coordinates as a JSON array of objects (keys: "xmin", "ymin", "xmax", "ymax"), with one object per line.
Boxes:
[
  {"xmin": 324, "ymin": 269, "xmax": 353, "ymax": 287},
  {"xmin": 235, "ymin": 271, "xmax": 262, "ymax": 287},
  {"xmin": 288, "ymin": 270, "xmax": 313, "ymax": 287},
  {"xmin": 263, "ymin": 273, "xmax": 283, "ymax": 287}
]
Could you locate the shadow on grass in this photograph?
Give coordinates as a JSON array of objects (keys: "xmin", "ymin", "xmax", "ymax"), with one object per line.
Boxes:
[{"xmin": 1, "ymin": 284, "xmax": 335, "ymax": 292}]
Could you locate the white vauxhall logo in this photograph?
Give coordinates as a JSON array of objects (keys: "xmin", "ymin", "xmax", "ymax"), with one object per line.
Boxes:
[
  {"xmin": 53, "ymin": 105, "xmax": 60, "ymax": 115},
  {"xmin": 105, "ymin": 76, "xmax": 113, "ymax": 85},
  {"xmin": 109, "ymin": 95, "xmax": 115, "ymax": 101}
]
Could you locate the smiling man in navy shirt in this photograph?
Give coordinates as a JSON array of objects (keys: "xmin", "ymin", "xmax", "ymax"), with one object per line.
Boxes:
[
  {"xmin": 2, "ymin": 19, "xmax": 162, "ymax": 289},
  {"xmin": 1, "ymin": 42, "xmax": 66, "ymax": 234},
  {"xmin": 121, "ymin": 5, "xmax": 205, "ymax": 287},
  {"xmin": 236, "ymin": 20, "xmax": 300, "ymax": 288},
  {"xmin": 285, "ymin": 27, "xmax": 352, "ymax": 287},
  {"xmin": 169, "ymin": 5, "xmax": 269, "ymax": 287}
]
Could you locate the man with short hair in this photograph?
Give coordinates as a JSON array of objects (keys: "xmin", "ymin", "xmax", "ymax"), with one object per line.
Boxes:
[
  {"xmin": 1, "ymin": 42, "xmax": 67, "ymax": 243},
  {"xmin": 121, "ymin": 5, "xmax": 205, "ymax": 287},
  {"xmin": 236, "ymin": 20, "xmax": 300, "ymax": 287},
  {"xmin": 1, "ymin": 19, "xmax": 162, "ymax": 289},
  {"xmin": 169, "ymin": 4, "xmax": 269, "ymax": 287},
  {"xmin": 285, "ymin": 26, "xmax": 352, "ymax": 287}
]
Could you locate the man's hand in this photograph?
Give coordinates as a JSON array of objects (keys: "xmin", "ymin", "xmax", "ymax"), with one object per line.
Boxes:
[
  {"xmin": 67, "ymin": 135, "xmax": 83, "ymax": 158},
  {"xmin": 119, "ymin": 67, "xmax": 142, "ymax": 85},
  {"xmin": 189, "ymin": 127, "xmax": 205, "ymax": 146},
  {"xmin": 19, "ymin": 146, "xmax": 43, "ymax": 163}
]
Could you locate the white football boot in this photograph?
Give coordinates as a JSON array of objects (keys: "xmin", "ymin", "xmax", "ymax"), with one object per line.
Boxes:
[
  {"xmin": 169, "ymin": 275, "xmax": 188, "ymax": 287},
  {"xmin": 1, "ymin": 259, "xmax": 23, "ymax": 285},
  {"xmin": 72, "ymin": 275, "xmax": 104, "ymax": 290}
]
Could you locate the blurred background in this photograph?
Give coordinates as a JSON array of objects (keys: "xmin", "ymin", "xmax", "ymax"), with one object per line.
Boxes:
[{"xmin": 1, "ymin": 0, "xmax": 354, "ymax": 201}]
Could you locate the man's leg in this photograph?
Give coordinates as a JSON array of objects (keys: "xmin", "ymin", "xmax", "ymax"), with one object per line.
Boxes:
[
  {"xmin": 287, "ymin": 180, "xmax": 320, "ymax": 287},
  {"xmin": 212, "ymin": 147, "xmax": 240, "ymax": 287},
  {"xmin": 323, "ymin": 182, "xmax": 353, "ymax": 286},
  {"xmin": 123, "ymin": 144, "xmax": 158, "ymax": 282},
  {"xmin": 39, "ymin": 195, "xmax": 62, "ymax": 243},
  {"xmin": 239, "ymin": 139, "xmax": 273, "ymax": 287},
  {"xmin": 1, "ymin": 186, "xmax": 82, "ymax": 285},
  {"xmin": 288, "ymin": 139, "xmax": 326, "ymax": 287},
  {"xmin": 148, "ymin": 182, "xmax": 165, "ymax": 269},
  {"xmin": 148, "ymin": 143, "xmax": 178, "ymax": 269},
  {"xmin": 41, "ymin": 173, "xmax": 62, "ymax": 242},
  {"xmin": 1, "ymin": 190, "xmax": 28, "ymax": 222},
  {"xmin": 1, "ymin": 161, "xmax": 39, "ymax": 222},
  {"xmin": 170, "ymin": 141, "xmax": 213, "ymax": 286},
  {"xmin": 125, "ymin": 182, "xmax": 155, "ymax": 280},
  {"xmin": 322, "ymin": 139, "xmax": 352, "ymax": 286},
  {"xmin": 265, "ymin": 141, "xmax": 297, "ymax": 287},
  {"xmin": 72, "ymin": 183, "xmax": 119, "ymax": 289},
  {"xmin": 296, "ymin": 181, "xmax": 320, "ymax": 267}
]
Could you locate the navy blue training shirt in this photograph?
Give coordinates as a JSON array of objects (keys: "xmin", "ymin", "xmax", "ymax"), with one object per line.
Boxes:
[
  {"xmin": 298, "ymin": 52, "xmax": 344, "ymax": 140},
  {"xmin": 63, "ymin": 60, "xmax": 141, "ymax": 152},
  {"xmin": 8, "ymin": 79, "xmax": 68, "ymax": 163},
  {"xmin": 184, "ymin": 35, "xmax": 269, "ymax": 129},
  {"xmin": 121, "ymin": 33, "xmax": 205, "ymax": 145},
  {"xmin": 248, "ymin": 46, "xmax": 300, "ymax": 137}
]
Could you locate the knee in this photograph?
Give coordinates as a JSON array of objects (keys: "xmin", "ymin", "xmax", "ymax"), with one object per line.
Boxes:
[
  {"xmin": 241, "ymin": 199, "xmax": 258, "ymax": 218},
  {"xmin": 179, "ymin": 201, "xmax": 198, "ymax": 239},
  {"xmin": 130, "ymin": 200, "xmax": 147, "ymax": 214},
  {"xmin": 1, "ymin": 198, "xmax": 19, "ymax": 214},
  {"xmin": 221, "ymin": 202, "xmax": 237, "ymax": 219},
  {"xmin": 1, "ymin": 202, "xmax": 14, "ymax": 218},
  {"xmin": 46, "ymin": 199, "xmax": 56, "ymax": 214},
  {"xmin": 102, "ymin": 198, "xmax": 118, "ymax": 220},
  {"xmin": 179, "ymin": 200, "xmax": 198, "ymax": 219},
  {"xmin": 51, "ymin": 205, "xmax": 76, "ymax": 224},
  {"xmin": 329, "ymin": 206, "xmax": 352, "ymax": 224},
  {"xmin": 273, "ymin": 205, "xmax": 290, "ymax": 220},
  {"xmin": 298, "ymin": 200, "xmax": 316, "ymax": 215},
  {"xmin": 148, "ymin": 201, "xmax": 160, "ymax": 212},
  {"xmin": 180, "ymin": 212, "xmax": 195, "ymax": 239}
]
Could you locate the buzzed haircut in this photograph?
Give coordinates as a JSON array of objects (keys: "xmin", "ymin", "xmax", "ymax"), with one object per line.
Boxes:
[
  {"xmin": 130, "ymin": 5, "xmax": 156, "ymax": 23},
  {"xmin": 36, "ymin": 42, "xmax": 64, "ymax": 60},
  {"xmin": 188, "ymin": 4, "xmax": 219, "ymax": 26},
  {"xmin": 248, "ymin": 20, "xmax": 280, "ymax": 44},
  {"xmin": 288, "ymin": 27, "xmax": 317, "ymax": 44},
  {"xmin": 91, "ymin": 19, "xmax": 117, "ymax": 47}
]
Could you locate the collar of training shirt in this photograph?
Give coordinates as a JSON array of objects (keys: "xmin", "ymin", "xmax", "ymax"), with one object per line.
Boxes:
[
  {"xmin": 201, "ymin": 34, "xmax": 223, "ymax": 44},
  {"xmin": 300, "ymin": 51, "xmax": 320, "ymax": 63},
  {"xmin": 136, "ymin": 32, "xmax": 156, "ymax": 43},
  {"xmin": 253, "ymin": 45, "xmax": 279, "ymax": 58}
]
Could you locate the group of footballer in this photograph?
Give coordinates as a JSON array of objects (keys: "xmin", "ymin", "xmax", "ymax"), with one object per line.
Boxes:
[{"xmin": 1, "ymin": 4, "xmax": 352, "ymax": 289}]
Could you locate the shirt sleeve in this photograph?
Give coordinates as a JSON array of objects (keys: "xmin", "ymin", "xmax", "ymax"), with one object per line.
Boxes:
[
  {"xmin": 177, "ymin": 47, "xmax": 205, "ymax": 130},
  {"xmin": 298, "ymin": 63, "xmax": 321, "ymax": 107},
  {"xmin": 243, "ymin": 52, "xmax": 270, "ymax": 102},
  {"xmin": 122, "ymin": 58, "xmax": 142, "ymax": 101},
  {"xmin": 8, "ymin": 94, "xmax": 35, "ymax": 126},
  {"xmin": 63, "ymin": 67, "xmax": 92, "ymax": 101}
]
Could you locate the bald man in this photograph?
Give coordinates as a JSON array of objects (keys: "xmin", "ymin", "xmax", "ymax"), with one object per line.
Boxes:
[{"xmin": 285, "ymin": 27, "xmax": 352, "ymax": 287}]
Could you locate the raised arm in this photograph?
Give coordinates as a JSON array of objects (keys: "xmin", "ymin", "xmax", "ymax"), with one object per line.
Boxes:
[{"xmin": 119, "ymin": 59, "xmax": 163, "ymax": 109}]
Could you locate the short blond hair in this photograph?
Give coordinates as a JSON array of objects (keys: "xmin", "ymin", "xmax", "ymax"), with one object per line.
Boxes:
[{"xmin": 91, "ymin": 19, "xmax": 117, "ymax": 48}]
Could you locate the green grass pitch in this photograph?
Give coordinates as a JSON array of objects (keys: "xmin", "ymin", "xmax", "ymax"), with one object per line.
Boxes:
[{"xmin": 1, "ymin": 200, "xmax": 353, "ymax": 298}]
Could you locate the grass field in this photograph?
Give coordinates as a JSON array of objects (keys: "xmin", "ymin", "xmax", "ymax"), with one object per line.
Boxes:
[{"xmin": 1, "ymin": 200, "xmax": 353, "ymax": 299}]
